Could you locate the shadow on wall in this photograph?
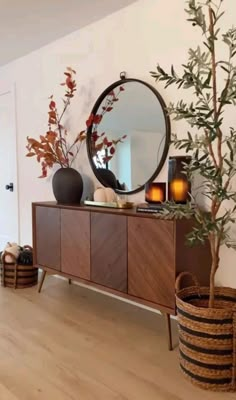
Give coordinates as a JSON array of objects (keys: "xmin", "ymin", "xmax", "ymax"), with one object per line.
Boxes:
[{"xmin": 81, "ymin": 174, "xmax": 94, "ymax": 201}]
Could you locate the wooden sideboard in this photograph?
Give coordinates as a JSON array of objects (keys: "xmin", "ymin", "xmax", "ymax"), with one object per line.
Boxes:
[{"xmin": 32, "ymin": 202, "xmax": 211, "ymax": 350}]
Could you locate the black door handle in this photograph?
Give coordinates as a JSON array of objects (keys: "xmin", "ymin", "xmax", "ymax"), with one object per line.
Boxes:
[{"xmin": 5, "ymin": 182, "xmax": 14, "ymax": 192}]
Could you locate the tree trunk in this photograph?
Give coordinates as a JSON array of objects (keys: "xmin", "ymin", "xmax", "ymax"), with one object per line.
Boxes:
[
  {"xmin": 209, "ymin": 264, "xmax": 216, "ymax": 308},
  {"xmin": 208, "ymin": 235, "xmax": 220, "ymax": 308}
]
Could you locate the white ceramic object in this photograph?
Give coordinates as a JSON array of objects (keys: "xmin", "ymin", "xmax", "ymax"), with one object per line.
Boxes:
[
  {"xmin": 93, "ymin": 187, "xmax": 116, "ymax": 202},
  {"xmin": 94, "ymin": 188, "xmax": 107, "ymax": 202},
  {"xmin": 104, "ymin": 187, "xmax": 117, "ymax": 202}
]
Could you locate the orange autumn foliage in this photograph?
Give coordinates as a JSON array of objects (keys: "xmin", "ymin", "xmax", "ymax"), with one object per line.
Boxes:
[{"xmin": 26, "ymin": 67, "xmax": 86, "ymax": 178}]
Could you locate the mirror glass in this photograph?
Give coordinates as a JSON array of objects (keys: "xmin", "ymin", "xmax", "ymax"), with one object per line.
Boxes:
[{"xmin": 86, "ymin": 78, "xmax": 170, "ymax": 194}]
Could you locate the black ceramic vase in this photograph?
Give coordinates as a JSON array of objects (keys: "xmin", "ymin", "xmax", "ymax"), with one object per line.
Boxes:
[{"xmin": 52, "ymin": 167, "xmax": 83, "ymax": 204}]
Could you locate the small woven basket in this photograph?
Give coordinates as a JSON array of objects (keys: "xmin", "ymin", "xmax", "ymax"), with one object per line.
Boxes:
[
  {"xmin": 0, "ymin": 245, "xmax": 38, "ymax": 289},
  {"xmin": 176, "ymin": 272, "xmax": 236, "ymax": 392}
]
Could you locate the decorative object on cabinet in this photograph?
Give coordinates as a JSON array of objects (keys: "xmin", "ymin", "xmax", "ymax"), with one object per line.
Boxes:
[
  {"xmin": 85, "ymin": 186, "xmax": 134, "ymax": 208},
  {"xmin": 145, "ymin": 182, "xmax": 166, "ymax": 204},
  {"xmin": 136, "ymin": 203, "xmax": 167, "ymax": 214},
  {"xmin": 32, "ymin": 201, "xmax": 211, "ymax": 351},
  {"xmin": 168, "ymin": 156, "xmax": 191, "ymax": 204},
  {"xmin": 86, "ymin": 73, "xmax": 171, "ymax": 194},
  {"xmin": 84, "ymin": 200, "xmax": 134, "ymax": 209},
  {"xmin": 52, "ymin": 167, "xmax": 83, "ymax": 204},
  {"xmin": 151, "ymin": 0, "xmax": 236, "ymax": 391},
  {"xmin": 26, "ymin": 67, "xmax": 86, "ymax": 203},
  {"xmin": 136, "ymin": 204, "xmax": 163, "ymax": 213},
  {"xmin": 0, "ymin": 245, "xmax": 37, "ymax": 288},
  {"xmin": 93, "ymin": 187, "xmax": 117, "ymax": 203},
  {"xmin": 116, "ymin": 199, "xmax": 134, "ymax": 209}
]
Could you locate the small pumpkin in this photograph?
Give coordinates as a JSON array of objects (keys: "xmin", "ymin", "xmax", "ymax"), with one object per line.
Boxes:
[
  {"xmin": 94, "ymin": 187, "xmax": 117, "ymax": 202},
  {"xmin": 94, "ymin": 187, "xmax": 106, "ymax": 202},
  {"xmin": 104, "ymin": 187, "xmax": 117, "ymax": 202}
]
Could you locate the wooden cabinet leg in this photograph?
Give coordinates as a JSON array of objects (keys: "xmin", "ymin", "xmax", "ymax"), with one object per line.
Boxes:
[
  {"xmin": 38, "ymin": 270, "xmax": 47, "ymax": 293},
  {"xmin": 68, "ymin": 279, "xmax": 72, "ymax": 285},
  {"xmin": 165, "ymin": 313, "xmax": 173, "ymax": 351}
]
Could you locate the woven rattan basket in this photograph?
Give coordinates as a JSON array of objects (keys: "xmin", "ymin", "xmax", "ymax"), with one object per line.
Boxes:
[
  {"xmin": 0, "ymin": 245, "xmax": 38, "ymax": 289},
  {"xmin": 176, "ymin": 272, "xmax": 236, "ymax": 392}
]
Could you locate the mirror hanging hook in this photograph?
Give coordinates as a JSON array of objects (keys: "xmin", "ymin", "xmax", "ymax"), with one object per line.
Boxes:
[{"xmin": 120, "ymin": 71, "xmax": 127, "ymax": 80}]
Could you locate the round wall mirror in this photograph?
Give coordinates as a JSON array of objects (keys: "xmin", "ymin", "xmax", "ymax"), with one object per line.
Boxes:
[{"xmin": 86, "ymin": 78, "xmax": 171, "ymax": 194}]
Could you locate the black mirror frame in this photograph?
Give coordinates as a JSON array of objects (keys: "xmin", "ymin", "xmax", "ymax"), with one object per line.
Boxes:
[{"xmin": 86, "ymin": 78, "xmax": 171, "ymax": 195}]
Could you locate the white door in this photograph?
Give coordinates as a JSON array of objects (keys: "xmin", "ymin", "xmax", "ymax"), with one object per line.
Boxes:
[{"xmin": 0, "ymin": 85, "xmax": 19, "ymax": 250}]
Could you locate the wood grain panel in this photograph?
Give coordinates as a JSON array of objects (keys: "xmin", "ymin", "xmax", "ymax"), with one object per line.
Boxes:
[
  {"xmin": 61, "ymin": 209, "xmax": 90, "ymax": 280},
  {"xmin": 128, "ymin": 217, "xmax": 175, "ymax": 308},
  {"xmin": 34, "ymin": 206, "xmax": 61, "ymax": 270},
  {"xmin": 175, "ymin": 219, "xmax": 211, "ymax": 287},
  {"xmin": 91, "ymin": 212, "xmax": 127, "ymax": 292},
  {"xmin": 32, "ymin": 202, "xmax": 211, "ymax": 318}
]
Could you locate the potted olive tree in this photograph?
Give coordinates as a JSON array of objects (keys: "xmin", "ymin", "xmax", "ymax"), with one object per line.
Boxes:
[{"xmin": 151, "ymin": 0, "xmax": 236, "ymax": 391}]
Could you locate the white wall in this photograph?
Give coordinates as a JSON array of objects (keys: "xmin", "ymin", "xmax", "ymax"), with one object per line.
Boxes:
[
  {"xmin": 130, "ymin": 130, "xmax": 164, "ymax": 189},
  {"xmin": 0, "ymin": 0, "xmax": 236, "ymax": 287}
]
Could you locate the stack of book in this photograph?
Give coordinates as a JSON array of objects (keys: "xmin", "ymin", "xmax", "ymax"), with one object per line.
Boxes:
[{"xmin": 136, "ymin": 203, "xmax": 166, "ymax": 214}]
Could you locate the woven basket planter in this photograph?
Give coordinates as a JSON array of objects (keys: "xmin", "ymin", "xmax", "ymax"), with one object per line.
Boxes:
[
  {"xmin": 176, "ymin": 272, "xmax": 236, "ymax": 392},
  {"xmin": 0, "ymin": 246, "xmax": 38, "ymax": 289}
]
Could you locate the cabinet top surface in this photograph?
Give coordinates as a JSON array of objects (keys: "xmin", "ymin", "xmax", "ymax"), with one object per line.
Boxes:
[{"xmin": 32, "ymin": 201, "xmax": 194, "ymax": 222}]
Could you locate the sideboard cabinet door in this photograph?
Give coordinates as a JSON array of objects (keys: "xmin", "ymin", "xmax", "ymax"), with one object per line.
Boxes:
[
  {"xmin": 128, "ymin": 217, "xmax": 175, "ymax": 309},
  {"xmin": 61, "ymin": 209, "xmax": 90, "ymax": 280},
  {"xmin": 91, "ymin": 212, "xmax": 127, "ymax": 292},
  {"xmin": 34, "ymin": 206, "xmax": 61, "ymax": 271}
]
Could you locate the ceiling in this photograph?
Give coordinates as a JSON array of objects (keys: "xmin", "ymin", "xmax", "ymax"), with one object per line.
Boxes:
[{"xmin": 0, "ymin": 0, "xmax": 137, "ymax": 67}]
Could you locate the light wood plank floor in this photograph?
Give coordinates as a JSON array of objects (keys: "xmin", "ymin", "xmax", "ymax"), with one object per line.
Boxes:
[{"xmin": 0, "ymin": 275, "xmax": 235, "ymax": 400}]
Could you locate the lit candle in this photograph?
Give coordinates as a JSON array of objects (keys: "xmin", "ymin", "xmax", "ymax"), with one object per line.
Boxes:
[
  {"xmin": 145, "ymin": 182, "xmax": 166, "ymax": 203},
  {"xmin": 150, "ymin": 186, "xmax": 165, "ymax": 202},
  {"xmin": 170, "ymin": 178, "xmax": 189, "ymax": 202}
]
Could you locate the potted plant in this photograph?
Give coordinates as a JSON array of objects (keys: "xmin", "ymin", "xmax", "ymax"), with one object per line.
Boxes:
[
  {"xmin": 151, "ymin": 0, "xmax": 236, "ymax": 391},
  {"xmin": 26, "ymin": 69, "xmax": 126, "ymax": 203}
]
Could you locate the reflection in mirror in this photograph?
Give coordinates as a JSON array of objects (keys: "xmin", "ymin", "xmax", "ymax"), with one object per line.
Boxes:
[{"xmin": 87, "ymin": 79, "xmax": 170, "ymax": 194}]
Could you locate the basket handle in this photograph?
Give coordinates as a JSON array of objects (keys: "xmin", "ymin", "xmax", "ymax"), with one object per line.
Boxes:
[
  {"xmin": 175, "ymin": 272, "xmax": 200, "ymax": 294},
  {"xmin": 23, "ymin": 245, "xmax": 32, "ymax": 251}
]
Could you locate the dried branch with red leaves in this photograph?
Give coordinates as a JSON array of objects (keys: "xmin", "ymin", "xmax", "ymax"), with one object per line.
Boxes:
[{"xmin": 26, "ymin": 67, "xmax": 86, "ymax": 178}]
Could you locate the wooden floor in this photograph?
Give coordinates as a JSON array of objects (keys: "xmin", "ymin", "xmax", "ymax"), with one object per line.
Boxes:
[{"xmin": 0, "ymin": 276, "xmax": 235, "ymax": 400}]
